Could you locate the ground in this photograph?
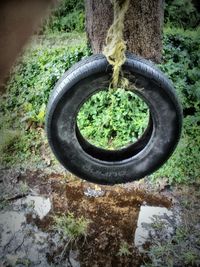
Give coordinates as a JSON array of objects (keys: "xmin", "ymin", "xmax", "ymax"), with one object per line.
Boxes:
[{"xmin": 0, "ymin": 165, "xmax": 199, "ymax": 267}]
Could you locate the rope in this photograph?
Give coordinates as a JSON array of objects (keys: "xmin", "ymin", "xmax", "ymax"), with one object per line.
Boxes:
[{"xmin": 103, "ymin": 0, "xmax": 130, "ymax": 89}]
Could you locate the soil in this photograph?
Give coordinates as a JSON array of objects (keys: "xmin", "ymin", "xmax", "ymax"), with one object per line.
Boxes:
[{"xmin": 0, "ymin": 168, "xmax": 199, "ymax": 267}]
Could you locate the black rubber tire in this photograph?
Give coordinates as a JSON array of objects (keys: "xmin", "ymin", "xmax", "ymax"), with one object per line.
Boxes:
[{"xmin": 46, "ymin": 53, "xmax": 182, "ymax": 185}]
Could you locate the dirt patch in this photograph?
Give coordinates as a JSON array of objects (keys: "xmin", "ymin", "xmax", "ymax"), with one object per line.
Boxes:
[
  {"xmin": 0, "ymin": 169, "xmax": 176, "ymax": 267},
  {"xmin": 50, "ymin": 179, "xmax": 173, "ymax": 267},
  {"xmin": 3, "ymin": 169, "xmax": 199, "ymax": 266}
]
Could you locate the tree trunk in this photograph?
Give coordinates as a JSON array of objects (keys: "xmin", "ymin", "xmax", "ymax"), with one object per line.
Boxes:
[{"xmin": 85, "ymin": 0, "xmax": 164, "ymax": 63}]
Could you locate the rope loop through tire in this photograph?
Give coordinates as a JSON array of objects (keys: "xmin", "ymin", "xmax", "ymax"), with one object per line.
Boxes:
[{"xmin": 46, "ymin": 53, "xmax": 182, "ymax": 185}]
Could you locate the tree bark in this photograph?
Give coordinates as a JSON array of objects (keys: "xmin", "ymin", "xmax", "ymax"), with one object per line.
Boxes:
[{"xmin": 85, "ymin": 0, "xmax": 164, "ymax": 63}]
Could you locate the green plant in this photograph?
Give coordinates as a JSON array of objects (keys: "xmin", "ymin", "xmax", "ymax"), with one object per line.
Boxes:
[
  {"xmin": 1, "ymin": 44, "xmax": 90, "ymax": 124},
  {"xmin": 152, "ymin": 114, "xmax": 200, "ymax": 184},
  {"xmin": 0, "ymin": 129, "xmax": 20, "ymax": 153},
  {"xmin": 77, "ymin": 88, "xmax": 149, "ymax": 149},
  {"xmin": 0, "ymin": 127, "xmax": 44, "ymax": 167},
  {"xmin": 182, "ymin": 250, "xmax": 199, "ymax": 265},
  {"xmin": 19, "ymin": 181, "xmax": 29, "ymax": 195},
  {"xmin": 144, "ymin": 231, "xmax": 193, "ymax": 267},
  {"xmin": 152, "ymin": 27, "xmax": 200, "ymax": 184},
  {"xmin": 160, "ymin": 27, "xmax": 200, "ymax": 110},
  {"xmin": 164, "ymin": 0, "xmax": 200, "ymax": 29},
  {"xmin": 0, "ymin": 199, "xmax": 9, "ymax": 210},
  {"xmin": 0, "ymin": 39, "xmax": 90, "ymax": 167},
  {"xmin": 143, "ymin": 195, "xmax": 200, "ymax": 267},
  {"xmin": 16, "ymin": 258, "xmax": 31, "ymax": 267},
  {"xmin": 174, "ymin": 226, "xmax": 189, "ymax": 242},
  {"xmin": 43, "ymin": 0, "xmax": 85, "ymax": 34},
  {"xmin": 53, "ymin": 212, "xmax": 89, "ymax": 243},
  {"xmin": 144, "ymin": 224, "xmax": 200, "ymax": 267},
  {"xmin": 151, "ymin": 219, "xmax": 165, "ymax": 231},
  {"xmin": 117, "ymin": 241, "xmax": 132, "ymax": 256}
]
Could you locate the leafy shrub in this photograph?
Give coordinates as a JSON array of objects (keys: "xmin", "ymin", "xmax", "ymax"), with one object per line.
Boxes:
[
  {"xmin": 153, "ymin": 114, "xmax": 200, "ymax": 184},
  {"xmin": 160, "ymin": 27, "xmax": 200, "ymax": 111},
  {"xmin": 43, "ymin": 0, "xmax": 85, "ymax": 33},
  {"xmin": 77, "ymin": 88, "xmax": 149, "ymax": 149},
  {"xmin": 51, "ymin": 0, "xmax": 84, "ymax": 16},
  {"xmin": 1, "ymin": 44, "xmax": 90, "ymax": 125},
  {"xmin": 152, "ymin": 27, "xmax": 200, "ymax": 183},
  {"xmin": 0, "ymin": 41, "xmax": 90, "ymax": 166},
  {"xmin": 164, "ymin": 0, "xmax": 200, "ymax": 29}
]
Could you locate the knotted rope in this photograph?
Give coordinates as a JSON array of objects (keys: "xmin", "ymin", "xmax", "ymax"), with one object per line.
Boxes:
[{"xmin": 103, "ymin": 0, "xmax": 130, "ymax": 89}]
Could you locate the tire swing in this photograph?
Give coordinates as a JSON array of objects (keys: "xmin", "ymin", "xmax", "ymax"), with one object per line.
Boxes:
[{"xmin": 46, "ymin": 0, "xmax": 182, "ymax": 185}]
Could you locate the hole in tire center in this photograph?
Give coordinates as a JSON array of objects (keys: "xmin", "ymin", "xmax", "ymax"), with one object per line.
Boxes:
[{"xmin": 76, "ymin": 88, "xmax": 150, "ymax": 151}]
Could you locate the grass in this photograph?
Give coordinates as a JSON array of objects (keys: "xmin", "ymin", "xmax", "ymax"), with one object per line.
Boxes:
[
  {"xmin": 0, "ymin": 199, "xmax": 9, "ymax": 211},
  {"xmin": 52, "ymin": 212, "xmax": 90, "ymax": 260},
  {"xmin": 53, "ymin": 212, "xmax": 90, "ymax": 243},
  {"xmin": 19, "ymin": 181, "xmax": 29, "ymax": 195},
  {"xmin": 0, "ymin": 129, "xmax": 20, "ymax": 155},
  {"xmin": 29, "ymin": 32, "xmax": 86, "ymax": 49},
  {"xmin": 16, "ymin": 258, "xmax": 31, "ymax": 267},
  {"xmin": 117, "ymin": 241, "xmax": 132, "ymax": 257}
]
